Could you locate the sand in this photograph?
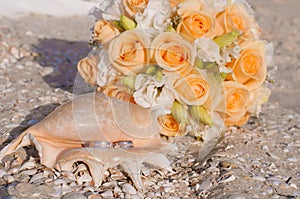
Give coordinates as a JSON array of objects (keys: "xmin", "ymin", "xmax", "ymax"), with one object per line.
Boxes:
[{"xmin": 0, "ymin": 0, "xmax": 299, "ymax": 198}]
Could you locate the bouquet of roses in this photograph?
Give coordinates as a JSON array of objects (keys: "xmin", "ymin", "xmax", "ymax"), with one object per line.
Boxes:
[{"xmin": 77, "ymin": 0, "xmax": 273, "ymax": 139}]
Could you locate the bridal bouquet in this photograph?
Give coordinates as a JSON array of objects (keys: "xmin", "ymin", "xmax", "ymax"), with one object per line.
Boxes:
[{"xmin": 78, "ymin": 0, "xmax": 273, "ymax": 139}]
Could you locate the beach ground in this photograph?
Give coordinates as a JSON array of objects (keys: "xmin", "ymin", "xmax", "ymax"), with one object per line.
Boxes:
[{"xmin": 0, "ymin": 0, "xmax": 299, "ymax": 198}]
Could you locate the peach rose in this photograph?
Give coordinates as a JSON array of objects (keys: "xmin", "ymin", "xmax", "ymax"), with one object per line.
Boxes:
[
  {"xmin": 225, "ymin": 112, "xmax": 250, "ymax": 127},
  {"xmin": 219, "ymin": 81, "xmax": 251, "ymax": 126},
  {"xmin": 177, "ymin": 0, "xmax": 206, "ymax": 18},
  {"xmin": 157, "ymin": 114, "xmax": 180, "ymax": 137},
  {"xmin": 77, "ymin": 55, "xmax": 99, "ymax": 86},
  {"xmin": 171, "ymin": 73, "xmax": 210, "ymax": 106},
  {"xmin": 103, "ymin": 85, "xmax": 135, "ymax": 103},
  {"xmin": 151, "ymin": 32, "xmax": 194, "ymax": 76},
  {"xmin": 170, "ymin": 0, "xmax": 183, "ymax": 8},
  {"xmin": 123, "ymin": 0, "xmax": 149, "ymax": 16},
  {"xmin": 94, "ymin": 20, "xmax": 120, "ymax": 44},
  {"xmin": 216, "ymin": 4, "xmax": 260, "ymax": 40},
  {"xmin": 177, "ymin": 11, "xmax": 223, "ymax": 42},
  {"xmin": 108, "ymin": 30, "xmax": 150, "ymax": 75},
  {"xmin": 227, "ymin": 40, "xmax": 267, "ymax": 91}
]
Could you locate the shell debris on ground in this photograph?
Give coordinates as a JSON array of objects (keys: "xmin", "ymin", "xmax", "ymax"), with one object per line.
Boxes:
[{"xmin": 0, "ymin": 0, "xmax": 300, "ymax": 198}]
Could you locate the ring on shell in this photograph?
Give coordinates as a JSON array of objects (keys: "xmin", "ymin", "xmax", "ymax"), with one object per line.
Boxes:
[
  {"xmin": 113, "ymin": 140, "xmax": 134, "ymax": 148},
  {"xmin": 88, "ymin": 140, "xmax": 134, "ymax": 149},
  {"xmin": 88, "ymin": 141, "xmax": 114, "ymax": 148}
]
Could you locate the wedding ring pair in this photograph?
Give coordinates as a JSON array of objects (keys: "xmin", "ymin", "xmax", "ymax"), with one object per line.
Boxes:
[{"xmin": 88, "ymin": 140, "xmax": 133, "ymax": 149}]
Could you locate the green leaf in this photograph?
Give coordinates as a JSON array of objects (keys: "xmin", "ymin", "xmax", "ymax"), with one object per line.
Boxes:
[
  {"xmin": 145, "ymin": 65, "xmax": 157, "ymax": 76},
  {"xmin": 166, "ymin": 25, "xmax": 176, "ymax": 32},
  {"xmin": 171, "ymin": 101, "xmax": 188, "ymax": 124},
  {"xmin": 195, "ymin": 58, "xmax": 204, "ymax": 69},
  {"xmin": 120, "ymin": 15, "xmax": 137, "ymax": 30},
  {"xmin": 213, "ymin": 30, "xmax": 240, "ymax": 48},
  {"xmin": 155, "ymin": 70, "xmax": 163, "ymax": 82},
  {"xmin": 195, "ymin": 59, "xmax": 218, "ymax": 70},
  {"xmin": 189, "ymin": 105, "xmax": 213, "ymax": 126},
  {"xmin": 120, "ymin": 75, "xmax": 136, "ymax": 90},
  {"xmin": 171, "ymin": 101, "xmax": 183, "ymax": 123},
  {"xmin": 213, "ymin": 72, "xmax": 227, "ymax": 83},
  {"xmin": 113, "ymin": 20, "xmax": 125, "ymax": 32},
  {"xmin": 220, "ymin": 72, "xmax": 227, "ymax": 80},
  {"xmin": 203, "ymin": 62, "xmax": 217, "ymax": 70}
]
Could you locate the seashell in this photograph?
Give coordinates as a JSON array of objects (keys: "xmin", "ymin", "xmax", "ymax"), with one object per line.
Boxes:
[
  {"xmin": 287, "ymin": 158, "xmax": 299, "ymax": 162},
  {"xmin": 0, "ymin": 93, "xmax": 169, "ymax": 190},
  {"xmin": 100, "ymin": 190, "xmax": 114, "ymax": 198},
  {"xmin": 163, "ymin": 185, "xmax": 174, "ymax": 193},
  {"xmin": 219, "ymin": 161, "xmax": 239, "ymax": 169},
  {"xmin": 61, "ymin": 183, "xmax": 73, "ymax": 194},
  {"xmin": 29, "ymin": 172, "xmax": 46, "ymax": 184},
  {"xmin": 61, "ymin": 171, "xmax": 76, "ymax": 181},
  {"xmin": 266, "ymin": 152, "xmax": 280, "ymax": 160},
  {"xmin": 218, "ymin": 175, "xmax": 236, "ymax": 184},
  {"xmin": 0, "ymin": 169, "xmax": 8, "ymax": 177},
  {"xmin": 271, "ymin": 181, "xmax": 281, "ymax": 186},
  {"xmin": 212, "ymin": 152, "xmax": 236, "ymax": 158},
  {"xmin": 51, "ymin": 186, "xmax": 62, "ymax": 198},
  {"xmin": 252, "ymin": 175, "xmax": 266, "ymax": 182},
  {"xmin": 44, "ymin": 178, "xmax": 54, "ymax": 184},
  {"xmin": 102, "ymin": 181, "xmax": 117, "ymax": 188},
  {"xmin": 88, "ymin": 194, "xmax": 102, "ymax": 199},
  {"xmin": 146, "ymin": 192, "xmax": 155, "ymax": 198},
  {"xmin": 73, "ymin": 163, "xmax": 89, "ymax": 174},
  {"xmin": 9, "ymin": 46, "xmax": 21, "ymax": 59},
  {"xmin": 114, "ymin": 186, "xmax": 122, "ymax": 194},
  {"xmin": 54, "ymin": 178, "xmax": 67, "ymax": 186},
  {"xmin": 77, "ymin": 172, "xmax": 93, "ymax": 185},
  {"xmin": 69, "ymin": 181, "xmax": 77, "ymax": 187},
  {"xmin": 3, "ymin": 174, "xmax": 15, "ymax": 183},
  {"xmin": 198, "ymin": 180, "xmax": 212, "ymax": 191},
  {"xmin": 110, "ymin": 171, "xmax": 127, "ymax": 181},
  {"xmin": 279, "ymin": 183, "xmax": 295, "ymax": 189},
  {"xmin": 290, "ymin": 183, "xmax": 297, "ymax": 189},
  {"xmin": 8, "ymin": 167, "xmax": 19, "ymax": 175},
  {"xmin": 53, "ymin": 170, "xmax": 61, "ymax": 178},
  {"xmin": 19, "ymin": 175, "xmax": 31, "ymax": 183},
  {"xmin": 83, "ymin": 185, "xmax": 95, "ymax": 192},
  {"xmin": 228, "ymin": 194, "xmax": 245, "ymax": 199},
  {"xmin": 122, "ymin": 183, "xmax": 137, "ymax": 195},
  {"xmin": 19, "ymin": 159, "xmax": 37, "ymax": 171},
  {"xmin": 39, "ymin": 67, "xmax": 54, "ymax": 76},
  {"xmin": 19, "ymin": 169, "xmax": 37, "ymax": 176},
  {"xmin": 10, "ymin": 159, "xmax": 23, "ymax": 168},
  {"xmin": 61, "ymin": 192, "xmax": 86, "ymax": 199}
]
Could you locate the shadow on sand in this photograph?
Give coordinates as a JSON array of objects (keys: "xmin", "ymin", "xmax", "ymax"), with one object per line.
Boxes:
[
  {"xmin": 32, "ymin": 38, "xmax": 91, "ymax": 92},
  {"xmin": 0, "ymin": 103, "xmax": 60, "ymax": 151}
]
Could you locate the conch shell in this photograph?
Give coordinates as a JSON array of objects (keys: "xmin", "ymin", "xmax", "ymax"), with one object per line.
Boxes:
[{"xmin": 0, "ymin": 93, "xmax": 171, "ymax": 190}]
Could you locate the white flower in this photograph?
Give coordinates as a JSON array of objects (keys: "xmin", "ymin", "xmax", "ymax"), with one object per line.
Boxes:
[
  {"xmin": 96, "ymin": 48, "xmax": 118, "ymax": 87},
  {"xmin": 194, "ymin": 38, "xmax": 222, "ymax": 64},
  {"xmin": 208, "ymin": 0, "xmax": 228, "ymax": 10},
  {"xmin": 248, "ymin": 87, "xmax": 271, "ymax": 116},
  {"xmin": 133, "ymin": 74, "xmax": 174, "ymax": 111},
  {"xmin": 156, "ymin": 86, "xmax": 175, "ymax": 112},
  {"xmin": 219, "ymin": 65, "xmax": 232, "ymax": 74},
  {"xmin": 89, "ymin": 0, "xmax": 122, "ymax": 21},
  {"xmin": 135, "ymin": 0, "xmax": 171, "ymax": 31},
  {"xmin": 231, "ymin": 0, "xmax": 254, "ymax": 14}
]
